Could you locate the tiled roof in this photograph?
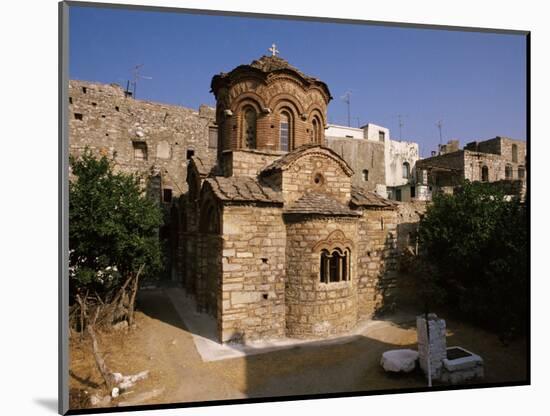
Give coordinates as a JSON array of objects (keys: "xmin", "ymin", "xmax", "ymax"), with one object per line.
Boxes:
[
  {"xmin": 204, "ymin": 176, "xmax": 283, "ymax": 204},
  {"xmin": 190, "ymin": 155, "xmax": 217, "ymax": 177},
  {"xmin": 284, "ymin": 192, "xmax": 360, "ymax": 217},
  {"xmin": 261, "ymin": 144, "xmax": 354, "ymax": 176},
  {"xmin": 211, "ymin": 56, "xmax": 331, "ymax": 100},
  {"xmin": 249, "ymin": 56, "xmax": 314, "ymax": 81},
  {"xmin": 350, "ymin": 186, "xmax": 396, "ymax": 210}
]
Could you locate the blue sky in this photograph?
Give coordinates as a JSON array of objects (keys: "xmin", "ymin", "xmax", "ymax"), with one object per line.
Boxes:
[{"xmin": 69, "ymin": 5, "xmax": 527, "ymax": 157}]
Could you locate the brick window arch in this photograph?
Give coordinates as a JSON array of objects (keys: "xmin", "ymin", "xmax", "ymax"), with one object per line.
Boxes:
[
  {"xmin": 320, "ymin": 247, "xmax": 350, "ymax": 283},
  {"xmin": 242, "ymin": 105, "xmax": 257, "ymax": 149},
  {"xmin": 280, "ymin": 109, "xmax": 293, "ymax": 151},
  {"xmin": 311, "ymin": 116, "xmax": 322, "ymax": 143}
]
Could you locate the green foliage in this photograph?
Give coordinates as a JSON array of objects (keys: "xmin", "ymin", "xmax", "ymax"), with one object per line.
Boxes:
[
  {"xmin": 69, "ymin": 150, "xmax": 163, "ymax": 299},
  {"xmin": 418, "ymin": 181, "xmax": 528, "ymax": 336}
]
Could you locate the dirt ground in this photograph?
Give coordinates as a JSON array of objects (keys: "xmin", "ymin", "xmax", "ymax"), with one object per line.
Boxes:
[{"xmin": 69, "ymin": 288, "xmax": 528, "ymax": 410}]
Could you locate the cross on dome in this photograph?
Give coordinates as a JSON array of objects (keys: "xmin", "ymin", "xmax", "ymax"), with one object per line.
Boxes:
[{"xmin": 268, "ymin": 43, "xmax": 280, "ymax": 57}]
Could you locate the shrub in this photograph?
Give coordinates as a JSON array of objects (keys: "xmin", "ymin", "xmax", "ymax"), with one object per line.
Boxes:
[
  {"xmin": 417, "ymin": 181, "xmax": 528, "ymax": 337},
  {"xmin": 69, "ymin": 150, "xmax": 163, "ymax": 328}
]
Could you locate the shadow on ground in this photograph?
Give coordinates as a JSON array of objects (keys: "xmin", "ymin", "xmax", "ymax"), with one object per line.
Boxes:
[{"xmin": 133, "ymin": 287, "xmax": 527, "ymax": 404}]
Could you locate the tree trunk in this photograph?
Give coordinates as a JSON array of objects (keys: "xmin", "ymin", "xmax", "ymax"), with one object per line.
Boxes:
[
  {"xmin": 87, "ymin": 306, "xmax": 114, "ymax": 391},
  {"xmin": 127, "ymin": 264, "xmax": 144, "ymax": 326}
]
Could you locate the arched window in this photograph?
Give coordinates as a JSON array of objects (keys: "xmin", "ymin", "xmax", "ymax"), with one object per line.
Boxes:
[
  {"xmin": 311, "ymin": 116, "xmax": 321, "ymax": 143},
  {"xmin": 512, "ymin": 144, "xmax": 518, "ymax": 163},
  {"xmin": 362, "ymin": 169, "xmax": 369, "ymax": 181},
  {"xmin": 481, "ymin": 165, "xmax": 489, "ymax": 182},
  {"xmin": 518, "ymin": 166, "xmax": 525, "ymax": 179},
  {"xmin": 242, "ymin": 106, "xmax": 257, "ymax": 149},
  {"xmin": 402, "ymin": 162, "xmax": 410, "ymax": 179},
  {"xmin": 199, "ymin": 203, "xmax": 220, "ymax": 234},
  {"xmin": 280, "ymin": 110, "xmax": 291, "ymax": 151},
  {"xmin": 505, "ymin": 164, "xmax": 513, "ymax": 180},
  {"xmin": 320, "ymin": 247, "xmax": 350, "ymax": 283}
]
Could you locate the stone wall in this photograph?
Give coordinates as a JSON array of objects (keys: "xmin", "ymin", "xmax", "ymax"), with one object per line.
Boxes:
[
  {"xmin": 219, "ymin": 205, "xmax": 286, "ymax": 342},
  {"xmin": 464, "ymin": 150, "xmax": 526, "ymax": 182},
  {"xmin": 395, "ymin": 201, "xmax": 428, "ymax": 253},
  {"xmin": 68, "ymin": 80, "xmax": 216, "ymax": 198},
  {"xmin": 356, "ymin": 209, "xmax": 399, "ymax": 317},
  {"xmin": 326, "ymin": 136, "xmax": 385, "ymax": 192},
  {"xmin": 281, "ymin": 153, "xmax": 352, "ymax": 205},
  {"xmin": 221, "ymin": 149, "xmax": 285, "ymax": 178},
  {"xmin": 284, "ymin": 217, "xmax": 358, "ymax": 338}
]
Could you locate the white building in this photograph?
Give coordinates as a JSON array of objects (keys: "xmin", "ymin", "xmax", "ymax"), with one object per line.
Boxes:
[{"xmin": 326, "ymin": 123, "xmax": 421, "ymax": 201}]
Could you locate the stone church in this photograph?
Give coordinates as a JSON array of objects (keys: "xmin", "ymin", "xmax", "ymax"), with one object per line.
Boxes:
[{"xmin": 182, "ymin": 54, "xmax": 400, "ymax": 343}]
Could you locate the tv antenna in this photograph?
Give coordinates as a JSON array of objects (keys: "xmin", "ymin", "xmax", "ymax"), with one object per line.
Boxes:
[
  {"xmin": 128, "ymin": 64, "xmax": 152, "ymax": 99},
  {"xmin": 341, "ymin": 91, "xmax": 352, "ymax": 127},
  {"xmin": 436, "ymin": 120, "xmax": 443, "ymax": 145},
  {"xmin": 395, "ymin": 114, "xmax": 408, "ymax": 140}
]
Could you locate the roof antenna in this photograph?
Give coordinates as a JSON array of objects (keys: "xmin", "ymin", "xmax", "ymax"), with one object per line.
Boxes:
[
  {"xmin": 341, "ymin": 91, "xmax": 352, "ymax": 127},
  {"xmin": 129, "ymin": 64, "xmax": 152, "ymax": 99},
  {"xmin": 396, "ymin": 114, "xmax": 408, "ymax": 140},
  {"xmin": 436, "ymin": 120, "xmax": 444, "ymax": 145}
]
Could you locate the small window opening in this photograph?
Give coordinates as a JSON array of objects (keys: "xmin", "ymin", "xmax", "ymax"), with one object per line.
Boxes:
[
  {"xmin": 320, "ymin": 248, "xmax": 350, "ymax": 283},
  {"xmin": 115, "ymin": 106, "xmax": 120, "ymax": 112},
  {"xmin": 379, "ymin": 131, "xmax": 385, "ymax": 142},
  {"xmin": 92, "ymin": 102, "xmax": 97, "ymax": 107},
  {"xmin": 74, "ymin": 113, "xmax": 83, "ymax": 121},
  {"xmin": 82, "ymin": 87, "xmax": 87, "ymax": 94},
  {"xmin": 402, "ymin": 162, "xmax": 410, "ymax": 179},
  {"xmin": 481, "ymin": 166, "xmax": 489, "ymax": 182},
  {"xmin": 505, "ymin": 164, "xmax": 513, "ymax": 180},
  {"xmin": 163, "ymin": 189, "xmax": 173, "ymax": 203},
  {"xmin": 512, "ymin": 144, "xmax": 518, "ymax": 163},
  {"xmin": 313, "ymin": 173, "xmax": 324, "ymax": 186},
  {"xmin": 261, "ymin": 258, "xmax": 268, "ymax": 264},
  {"xmin": 518, "ymin": 166, "xmax": 525, "ymax": 179},
  {"xmin": 362, "ymin": 169, "xmax": 369, "ymax": 181},
  {"xmin": 186, "ymin": 149, "xmax": 195, "ymax": 160},
  {"xmin": 133, "ymin": 141, "xmax": 148, "ymax": 161},
  {"xmin": 262, "ymin": 293, "xmax": 268, "ymax": 300},
  {"xmin": 69, "ymin": 97, "xmax": 73, "ymax": 104},
  {"xmin": 208, "ymin": 126, "xmax": 218, "ymax": 148},
  {"xmin": 410, "ymin": 186, "xmax": 416, "ymax": 198}
]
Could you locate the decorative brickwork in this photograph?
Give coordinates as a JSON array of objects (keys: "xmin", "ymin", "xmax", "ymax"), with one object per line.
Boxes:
[{"xmin": 211, "ymin": 56, "xmax": 331, "ymax": 154}]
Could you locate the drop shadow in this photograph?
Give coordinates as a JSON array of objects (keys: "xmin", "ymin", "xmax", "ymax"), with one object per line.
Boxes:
[{"xmin": 33, "ymin": 398, "xmax": 58, "ymax": 413}]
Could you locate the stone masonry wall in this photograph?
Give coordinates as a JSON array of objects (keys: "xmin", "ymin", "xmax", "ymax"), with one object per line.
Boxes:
[
  {"xmin": 220, "ymin": 205, "xmax": 286, "ymax": 342},
  {"xmin": 221, "ymin": 149, "xmax": 285, "ymax": 178},
  {"xmin": 356, "ymin": 209, "xmax": 399, "ymax": 317},
  {"xmin": 326, "ymin": 137, "xmax": 385, "ymax": 191},
  {"xmin": 281, "ymin": 153, "xmax": 352, "ymax": 205},
  {"xmin": 285, "ymin": 217, "xmax": 358, "ymax": 338},
  {"xmin": 463, "ymin": 150, "xmax": 526, "ymax": 182},
  {"xmin": 69, "ymin": 80, "xmax": 216, "ymax": 198}
]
